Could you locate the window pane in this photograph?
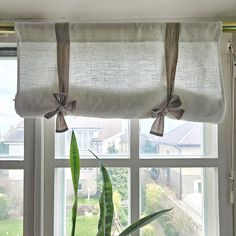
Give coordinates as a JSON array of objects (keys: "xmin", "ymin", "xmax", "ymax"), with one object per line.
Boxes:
[
  {"xmin": 54, "ymin": 168, "xmax": 129, "ymax": 236},
  {"xmin": 140, "ymin": 168, "xmax": 218, "ymax": 236},
  {"xmin": 0, "ymin": 59, "xmax": 24, "ymax": 159},
  {"xmin": 0, "ymin": 169, "xmax": 23, "ymax": 236},
  {"xmin": 140, "ymin": 118, "xmax": 217, "ymax": 158},
  {"xmin": 55, "ymin": 117, "xmax": 129, "ymax": 159}
]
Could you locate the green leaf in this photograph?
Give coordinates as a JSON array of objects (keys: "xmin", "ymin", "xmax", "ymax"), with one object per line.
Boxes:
[
  {"xmin": 88, "ymin": 149, "xmax": 114, "ymax": 236},
  {"xmin": 71, "ymin": 195, "xmax": 78, "ymax": 236},
  {"xmin": 97, "ymin": 190, "xmax": 105, "ymax": 232},
  {"xmin": 70, "ymin": 130, "xmax": 80, "ymax": 236},
  {"xmin": 119, "ymin": 208, "xmax": 172, "ymax": 236},
  {"xmin": 70, "ymin": 131, "xmax": 80, "ymax": 193}
]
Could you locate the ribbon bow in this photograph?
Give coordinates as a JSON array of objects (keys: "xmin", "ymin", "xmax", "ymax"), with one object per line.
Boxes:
[
  {"xmin": 44, "ymin": 93, "xmax": 76, "ymax": 132},
  {"xmin": 150, "ymin": 95, "xmax": 184, "ymax": 136}
]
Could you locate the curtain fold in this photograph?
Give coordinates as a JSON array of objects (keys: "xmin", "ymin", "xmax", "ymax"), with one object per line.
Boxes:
[{"xmin": 15, "ymin": 21, "xmax": 225, "ymax": 134}]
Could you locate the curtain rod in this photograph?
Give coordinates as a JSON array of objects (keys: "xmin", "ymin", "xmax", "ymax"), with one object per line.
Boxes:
[{"xmin": 0, "ymin": 22, "xmax": 236, "ymax": 34}]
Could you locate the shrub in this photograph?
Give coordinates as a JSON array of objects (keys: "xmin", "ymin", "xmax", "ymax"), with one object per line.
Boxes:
[
  {"xmin": 145, "ymin": 183, "xmax": 164, "ymax": 214},
  {"xmin": 142, "ymin": 225, "xmax": 155, "ymax": 236},
  {"xmin": 119, "ymin": 207, "xmax": 128, "ymax": 227},
  {"xmin": 0, "ymin": 187, "xmax": 6, "ymax": 194},
  {"xmin": 0, "ymin": 197, "xmax": 8, "ymax": 220}
]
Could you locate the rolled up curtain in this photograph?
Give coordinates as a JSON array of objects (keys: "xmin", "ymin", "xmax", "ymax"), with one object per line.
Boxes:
[{"xmin": 15, "ymin": 22, "xmax": 225, "ymax": 134}]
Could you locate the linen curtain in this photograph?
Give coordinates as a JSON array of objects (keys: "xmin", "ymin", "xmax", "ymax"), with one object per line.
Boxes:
[{"xmin": 15, "ymin": 22, "xmax": 224, "ymax": 134}]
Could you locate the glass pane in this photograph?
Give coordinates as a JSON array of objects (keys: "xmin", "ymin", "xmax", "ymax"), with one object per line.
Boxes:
[
  {"xmin": 0, "ymin": 59, "xmax": 24, "ymax": 159},
  {"xmin": 55, "ymin": 117, "xmax": 129, "ymax": 159},
  {"xmin": 54, "ymin": 168, "xmax": 130, "ymax": 236},
  {"xmin": 140, "ymin": 168, "xmax": 218, "ymax": 236},
  {"xmin": 140, "ymin": 118, "xmax": 217, "ymax": 158},
  {"xmin": 0, "ymin": 170, "xmax": 23, "ymax": 236}
]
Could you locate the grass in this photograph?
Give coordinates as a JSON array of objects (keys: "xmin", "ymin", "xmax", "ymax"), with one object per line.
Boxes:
[
  {"xmin": 0, "ymin": 219, "xmax": 23, "ymax": 236},
  {"xmin": 67, "ymin": 215, "xmax": 99, "ymax": 236},
  {"xmin": 67, "ymin": 196, "xmax": 99, "ymax": 206},
  {"xmin": 77, "ymin": 197, "xmax": 98, "ymax": 205},
  {"xmin": 0, "ymin": 216, "xmax": 99, "ymax": 236}
]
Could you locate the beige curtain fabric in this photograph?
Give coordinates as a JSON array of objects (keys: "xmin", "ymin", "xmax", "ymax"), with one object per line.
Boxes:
[
  {"xmin": 15, "ymin": 22, "xmax": 224, "ymax": 135},
  {"xmin": 150, "ymin": 23, "xmax": 184, "ymax": 136}
]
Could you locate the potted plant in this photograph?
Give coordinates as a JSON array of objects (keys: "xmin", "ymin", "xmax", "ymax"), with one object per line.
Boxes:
[{"xmin": 70, "ymin": 130, "xmax": 172, "ymax": 236}]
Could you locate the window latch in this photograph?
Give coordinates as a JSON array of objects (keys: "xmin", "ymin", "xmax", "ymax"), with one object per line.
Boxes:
[{"xmin": 229, "ymin": 172, "xmax": 235, "ymax": 204}]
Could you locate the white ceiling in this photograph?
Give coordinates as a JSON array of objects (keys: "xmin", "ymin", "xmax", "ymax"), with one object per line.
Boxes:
[{"xmin": 0, "ymin": 0, "xmax": 235, "ymax": 21}]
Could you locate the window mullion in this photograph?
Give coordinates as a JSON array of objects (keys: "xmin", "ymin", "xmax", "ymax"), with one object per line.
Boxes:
[
  {"xmin": 130, "ymin": 119, "xmax": 140, "ymax": 236},
  {"xmin": 23, "ymin": 118, "xmax": 36, "ymax": 236},
  {"xmin": 0, "ymin": 160, "xmax": 24, "ymax": 169},
  {"xmin": 43, "ymin": 118, "xmax": 55, "ymax": 236},
  {"xmin": 54, "ymin": 158, "xmax": 219, "ymax": 168},
  {"xmin": 34, "ymin": 118, "xmax": 44, "ymax": 236}
]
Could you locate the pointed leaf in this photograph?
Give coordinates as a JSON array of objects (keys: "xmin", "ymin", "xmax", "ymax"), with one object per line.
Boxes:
[
  {"xmin": 70, "ymin": 131, "xmax": 80, "ymax": 193},
  {"xmin": 119, "ymin": 208, "xmax": 172, "ymax": 236},
  {"xmin": 96, "ymin": 190, "xmax": 106, "ymax": 236},
  {"xmin": 71, "ymin": 195, "xmax": 78, "ymax": 236},
  {"xmin": 100, "ymin": 164, "xmax": 114, "ymax": 236},
  {"xmin": 70, "ymin": 130, "xmax": 80, "ymax": 236},
  {"xmin": 89, "ymin": 149, "xmax": 114, "ymax": 236}
]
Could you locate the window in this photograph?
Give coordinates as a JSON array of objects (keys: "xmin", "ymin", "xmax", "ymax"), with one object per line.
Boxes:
[
  {"xmin": 0, "ymin": 33, "xmax": 234, "ymax": 236},
  {"xmin": 0, "ymin": 58, "xmax": 36, "ymax": 236},
  {"xmin": 50, "ymin": 118, "xmax": 221, "ymax": 236},
  {"xmin": 55, "ymin": 117, "xmax": 129, "ymax": 158}
]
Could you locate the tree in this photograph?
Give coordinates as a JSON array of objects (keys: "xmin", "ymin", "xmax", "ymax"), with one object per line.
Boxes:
[
  {"xmin": 145, "ymin": 183, "xmax": 164, "ymax": 214},
  {"xmin": 141, "ymin": 139, "xmax": 157, "ymax": 154},
  {"xmin": 0, "ymin": 196, "xmax": 8, "ymax": 220},
  {"xmin": 97, "ymin": 168, "xmax": 128, "ymax": 200}
]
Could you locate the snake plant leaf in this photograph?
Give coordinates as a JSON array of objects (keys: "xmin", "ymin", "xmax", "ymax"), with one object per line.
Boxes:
[
  {"xmin": 70, "ymin": 130, "xmax": 80, "ymax": 236},
  {"xmin": 97, "ymin": 190, "xmax": 105, "ymax": 233},
  {"xmin": 88, "ymin": 149, "xmax": 114, "ymax": 236},
  {"xmin": 71, "ymin": 195, "xmax": 78, "ymax": 236},
  {"xmin": 119, "ymin": 208, "xmax": 172, "ymax": 236}
]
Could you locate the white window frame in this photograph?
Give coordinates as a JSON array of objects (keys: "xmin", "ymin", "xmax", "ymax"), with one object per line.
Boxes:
[
  {"xmin": 0, "ymin": 118, "xmax": 39, "ymax": 236},
  {"xmin": 0, "ymin": 32, "xmax": 235, "ymax": 236},
  {"xmin": 40, "ymin": 33, "xmax": 235, "ymax": 236},
  {"xmin": 40, "ymin": 119, "xmax": 232, "ymax": 236}
]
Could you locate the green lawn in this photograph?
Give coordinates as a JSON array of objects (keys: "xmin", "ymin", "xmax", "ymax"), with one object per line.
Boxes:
[
  {"xmin": 0, "ymin": 219, "xmax": 23, "ymax": 236},
  {"xmin": 0, "ymin": 216, "xmax": 99, "ymax": 236},
  {"xmin": 77, "ymin": 197, "xmax": 98, "ymax": 205},
  {"xmin": 67, "ymin": 215, "xmax": 98, "ymax": 236}
]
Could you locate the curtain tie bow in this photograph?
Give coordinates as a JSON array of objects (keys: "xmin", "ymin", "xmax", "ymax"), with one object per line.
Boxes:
[
  {"xmin": 44, "ymin": 93, "xmax": 76, "ymax": 132},
  {"xmin": 150, "ymin": 95, "xmax": 184, "ymax": 136}
]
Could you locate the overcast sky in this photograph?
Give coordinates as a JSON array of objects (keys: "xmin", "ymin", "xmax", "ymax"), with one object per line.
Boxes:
[{"xmin": 0, "ymin": 59, "xmax": 22, "ymax": 135}]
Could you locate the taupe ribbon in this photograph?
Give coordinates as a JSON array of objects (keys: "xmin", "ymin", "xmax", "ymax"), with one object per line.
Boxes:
[
  {"xmin": 45, "ymin": 93, "xmax": 76, "ymax": 132},
  {"xmin": 150, "ymin": 23, "xmax": 184, "ymax": 136},
  {"xmin": 150, "ymin": 95, "xmax": 184, "ymax": 136},
  {"xmin": 44, "ymin": 23, "xmax": 76, "ymax": 132}
]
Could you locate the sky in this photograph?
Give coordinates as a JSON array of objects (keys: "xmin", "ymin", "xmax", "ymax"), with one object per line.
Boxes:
[{"xmin": 0, "ymin": 59, "xmax": 22, "ymax": 136}]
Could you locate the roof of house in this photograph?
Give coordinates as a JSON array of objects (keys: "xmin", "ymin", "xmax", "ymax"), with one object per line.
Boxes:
[
  {"xmin": 4, "ymin": 118, "xmax": 202, "ymax": 146},
  {"xmin": 4, "ymin": 117, "xmax": 125, "ymax": 143},
  {"xmin": 142, "ymin": 122, "xmax": 202, "ymax": 146}
]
